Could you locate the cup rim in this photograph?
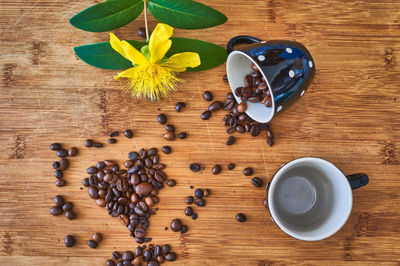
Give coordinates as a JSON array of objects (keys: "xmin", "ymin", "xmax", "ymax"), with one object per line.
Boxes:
[
  {"xmin": 226, "ymin": 50, "xmax": 275, "ymax": 123},
  {"xmin": 267, "ymin": 157, "xmax": 353, "ymax": 241}
]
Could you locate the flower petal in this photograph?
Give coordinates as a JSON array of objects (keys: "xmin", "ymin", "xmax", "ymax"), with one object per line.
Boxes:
[
  {"xmin": 113, "ymin": 67, "xmax": 136, "ymax": 79},
  {"xmin": 149, "ymin": 23, "xmax": 173, "ymax": 64},
  {"xmin": 110, "ymin": 33, "xmax": 148, "ymax": 66},
  {"xmin": 161, "ymin": 52, "xmax": 201, "ymax": 72}
]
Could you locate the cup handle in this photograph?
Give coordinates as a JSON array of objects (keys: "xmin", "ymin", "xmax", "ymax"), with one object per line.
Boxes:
[
  {"xmin": 227, "ymin": 35, "xmax": 263, "ymax": 54},
  {"xmin": 346, "ymin": 173, "xmax": 369, "ymax": 190}
]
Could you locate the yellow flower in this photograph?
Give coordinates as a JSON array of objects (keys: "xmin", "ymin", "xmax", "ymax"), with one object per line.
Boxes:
[{"xmin": 110, "ymin": 23, "xmax": 201, "ymax": 101}]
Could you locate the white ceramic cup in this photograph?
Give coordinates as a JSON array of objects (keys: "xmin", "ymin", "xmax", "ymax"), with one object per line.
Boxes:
[{"xmin": 267, "ymin": 157, "xmax": 368, "ymax": 241}]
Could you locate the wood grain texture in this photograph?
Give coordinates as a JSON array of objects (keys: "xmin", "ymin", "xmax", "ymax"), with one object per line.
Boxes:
[{"xmin": 1, "ymin": 0, "xmax": 400, "ymax": 265}]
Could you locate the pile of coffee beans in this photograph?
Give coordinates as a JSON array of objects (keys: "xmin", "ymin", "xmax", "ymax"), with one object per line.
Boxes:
[
  {"xmin": 49, "ymin": 195, "xmax": 76, "ymax": 220},
  {"xmin": 107, "ymin": 245, "xmax": 177, "ymax": 265},
  {"xmin": 184, "ymin": 188, "xmax": 210, "ymax": 220},
  {"xmin": 82, "ymin": 148, "xmax": 170, "ymax": 244},
  {"xmin": 50, "ymin": 143, "xmax": 78, "ymax": 187},
  {"xmin": 87, "ymin": 233, "xmax": 103, "ymax": 249}
]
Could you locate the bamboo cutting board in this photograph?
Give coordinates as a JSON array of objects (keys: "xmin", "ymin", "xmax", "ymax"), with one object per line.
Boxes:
[{"xmin": 1, "ymin": 0, "xmax": 400, "ymax": 265}]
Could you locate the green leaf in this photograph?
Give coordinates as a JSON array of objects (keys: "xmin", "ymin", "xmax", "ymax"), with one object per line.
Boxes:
[
  {"xmin": 70, "ymin": 0, "xmax": 144, "ymax": 32},
  {"xmin": 74, "ymin": 41, "xmax": 146, "ymax": 70},
  {"xmin": 168, "ymin": 37, "xmax": 227, "ymax": 71},
  {"xmin": 147, "ymin": 0, "xmax": 227, "ymax": 29}
]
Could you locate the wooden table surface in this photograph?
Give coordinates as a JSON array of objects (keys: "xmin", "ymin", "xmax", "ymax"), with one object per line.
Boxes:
[{"xmin": 1, "ymin": 0, "xmax": 400, "ymax": 265}]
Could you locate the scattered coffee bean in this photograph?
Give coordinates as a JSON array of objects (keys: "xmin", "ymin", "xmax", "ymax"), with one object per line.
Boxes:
[
  {"xmin": 110, "ymin": 131, "xmax": 119, "ymax": 137},
  {"xmin": 180, "ymin": 225, "xmax": 188, "ymax": 233},
  {"xmin": 50, "ymin": 206, "xmax": 63, "ymax": 216},
  {"xmin": 162, "ymin": 132, "xmax": 175, "ymax": 141},
  {"xmin": 62, "ymin": 202, "xmax": 73, "ymax": 212},
  {"xmin": 50, "ymin": 143, "xmax": 61, "ymax": 151},
  {"xmin": 267, "ymin": 136, "xmax": 273, "ymax": 146},
  {"xmin": 167, "ymin": 179, "xmax": 176, "ymax": 187},
  {"xmin": 223, "ymin": 75, "xmax": 228, "ymax": 82},
  {"xmin": 65, "ymin": 211, "xmax": 76, "ymax": 220},
  {"xmin": 178, "ymin": 132, "xmax": 187, "ymax": 139},
  {"xmin": 52, "ymin": 161, "xmax": 60, "ymax": 169},
  {"xmin": 212, "ymin": 165, "xmax": 221, "ymax": 175},
  {"xmin": 227, "ymin": 163, "xmax": 235, "ymax": 170},
  {"xmin": 54, "ymin": 195, "xmax": 64, "ymax": 206},
  {"xmin": 106, "ymin": 260, "xmax": 115, "ymax": 266},
  {"xmin": 161, "ymin": 146, "xmax": 171, "ymax": 154},
  {"xmin": 236, "ymin": 213, "xmax": 246, "ymax": 222},
  {"xmin": 194, "ymin": 198, "xmax": 206, "ymax": 207},
  {"xmin": 208, "ymin": 101, "xmax": 223, "ymax": 112},
  {"xmin": 92, "ymin": 233, "xmax": 102, "ymax": 242},
  {"xmin": 203, "ymin": 91, "xmax": 213, "ymax": 101},
  {"xmin": 137, "ymin": 27, "xmax": 146, "ymax": 38},
  {"xmin": 184, "ymin": 207, "xmax": 193, "ymax": 216},
  {"xmin": 157, "ymin": 114, "xmax": 167, "ymax": 124},
  {"xmin": 68, "ymin": 147, "xmax": 78, "ymax": 157},
  {"xmin": 82, "ymin": 178, "xmax": 89, "ymax": 187},
  {"xmin": 201, "ymin": 110, "xmax": 211, "ymax": 120},
  {"xmin": 243, "ymin": 167, "xmax": 253, "ymax": 176},
  {"xmin": 170, "ymin": 219, "xmax": 182, "ymax": 232},
  {"xmin": 263, "ymin": 198, "xmax": 268, "ymax": 208},
  {"xmin": 203, "ymin": 189, "xmax": 211, "ymax": 197},
  {"xmin": 55, "ymin": 179, "xmax": 66, "ymax": 187},
  {"xmin": 57, "ymin": 149, "xmax": 68, "ymax": 158},
  {"xmin": 190, "ymin": 163, "xmax": 201, "ymax": 172},
  {"xmin": 54, "ymin": 170, "xmax": 63, "ymax": 179},
  {"xmin": 252, "ymin": 177, "xmax": 263, "ymax": 187},
  {"xmin": 59, "ymin": 158, "xmax": 69, "ymax": 171},
  {"xmin": 165, "ymin": 252, "xmax": 177, "ymax": 261},
  {"xmin": 226, "ymin": 136, "xmax": 236, "ymax": 145},
  {"xmin": 92, "ymin": 142, "xmax": 103, "ymax": 148},
  {"xmin": 84, "ymin": 139, "xmax": 93, "ymax": 147},
  {"xmin": 237, "ymin": 102, "xmax": 247, "ymax": 113},
  {"xmin": 165, "ymin": 124, "xmax": 175, "ymax": 132},
  {"xmin": 64, "ymin": 235, "xmax": 75, "ymax": 247},
  {"xmin": 191, "ymin": 213, "xmax": 198, "ymax": 220},
  {"xmin": 124, "ymin": 129, "xmax": 133, "ymax": 138},
  {"xmin": 185, "ymin": 196, "xmax": 194, "ymax": 205},
  {"xmin": 175, "ymin": 102, "xmax": 186, "ymax": 112},
  {"xmin": 194, "ymin": 188, "xmax": 204, "ymax": 198},
  {"xmin": 108, "ymin": 138, "xmax": 117, "ymax": 144},
  {"xmin": 87, "ymin": 239, "xmax": 98, "ymax": 249}
]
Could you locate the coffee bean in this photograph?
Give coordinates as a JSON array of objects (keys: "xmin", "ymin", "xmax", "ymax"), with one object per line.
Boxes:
[
  {"xmin": 157, "ymin": 255, "xmax": 165, "ymax": 264},
  {"xmin": 175, "ymin": 102, "xmax": 186, "ymax": 112},
  {"xmin": 54, "ymin": 170, "xmax": 63, "ymax": 179},
  {"xmin": 190, "ymin": 164, "xmax": 202, "ymax": 173},
  {"xmin": 144, "ymin": 250, "xmax": 153, "ymax": 261},
  {"xmin": 50, "ymin": 206, "xmax": 63, "ymax": 216},
  {"xmin": 87, "ymin": 166, "xmax": 98, "ymax": 174},
  {"xmin": 109, "ymin": 131, "xmax": 119, "ymax": 137},
  {"xmin": 165, "ymin": 252, "xmax": 177, "ymax": 261},
  {"xmin": 157, "ymin": 114, "xmax": 167, "ymax": 124},
  {"xmin": 64, "ymin": 235, "xmax": 75, "ymax": 247},
  {"xmin": 68, "ymin": 147, "xmax": 78, "ymax": 157},
  {"xmin": 170, "ymin": 219, "xmax": 182, "ymax": 232},
  {"xmin": 201, "ymin": 110, "xmax": 211, "ymax": 120},
  {"xmin": 122, "ymin": 251, "xmax": 134, "ymax": 261},
  {"xmin": 148, "ymin": 260, "xmax": 159, "ymax": 266},
  {"xmin": 236, "ymin": 213, "xmax": 246, "ymax": 222},
  {"xmin": 54, "ymin": 195, "xmax": 64, "ymax": 206},
  {"xmin": 184, "ymin": 207, "xmax": 193, "ymax": 216},
  {"xmin": 227, "ymin": 163, "xmax": 235, "ymax": 170},
  {"xmin": 248, "ymin": 95, "xmax": 262, "ymax": 103},
  {"xmin": 178, "ymin": 132, "xmax": 187, "ymax": 139},
  {"xmin": 106, "ymin": 260, "xmax": 115, "ymax": 266},
  {"xmin": 124, "ymin": 129, "xmax": 133, "ymax": 138},
  {"xmin": 180, "ymin": 225, "xmax": 189, "ymax": 233},
  {"xmin": 208, "ymin": 101, "xmax": 223, "ymax": 112},
  {"xmin": 226, "ymin": 136, "xmax": 236, "ymax": 145},
  {"xmin": 165, "ymin": 124, "xmax": 175, "ymax": 132},
  {"xmin": 185, "ymin": 196, "xmax": 193, "ymax": 204},
  {"xmin": 50, "ymin": 143, "xmax": 61, "ymax": 151},
  {"xmin": 251, "ymin": 63, "xmax": 259, "ymax": 72},
  {"xmin": 92, "ymin": 233, "xmax": 102, "ymax": 242},
  {"xmin": 135, "ymin": 182, "xmax": 153, "ymax": 196},
  {"xmin": 56, "ymin": 179, "xmax": 66, "ymax": 187},
  {"xmin": 59, "ymin": 158, "xmax": 69, "ymax": 171},
  {"xmin": 62, "ymin": 202, "xmax": 73, "ymax": 212},
  {"xmin": 203, "ymin": 189, "xmax": 211, "ymax": 197},
  {"xmin": 137, "ymin": 27, "xmax": 146, "ymax": 38},
  {"xmin": 87, "ymin": 239, "xmax": 98, "ymax": 249},
  {"xmin": 237, "ymin": 102, "xmax": 247, "ymax": 113},
  {"xmin": 223, "ymin": 75, "xmax": 228, "ymax": 82},
  {"xmin": 263, "ymin": 198, "xmax": 268, "ymax": 208},
  {"xmin": 82, "ymin": 178, "xmax": 89, "ymax": 187},
  {"xmin": 88, "ymin": 187, "xmax": 99, "ymax": 199},
  {"xmin": 57, "ymin": 149, "xmax": 68, "ymax": 158},
  {"xmin": 128, "ymin": 151, "xmax": 139, "ymax": 161},
  {"xmin": 194, "ymin": 198, "xmax": 206, "ymax": 207},
  {"xmin": 191, "ymin": 213, "xmax": 198, "ymax": 220},
  {"xmin": 84, "ymin": 139, "xmax": 93, "ymax": 147},
  {"xmin": 243, "ymin": 167, "xmax": 253, "ymax": 176},
  {"xmin": 161, "ymin": 146, "xmax": 171, "ymax": 154},
  {"xmin": 212, "ymin": 165, "xmax": 221, "ymax": 175},
  {"xmin": 267, "ymin": 137, "xmax": 273, "ymax": 146},
  {"xmin": 203, "ymin": 91, "xmax": 213, "ymax": 101},
  {"xmin": 108, "ymin": 138, "xmax": 117, "ymax": 144},
  {"xmin": 223, "ymin": 99, "xmax": 234, "ymax": 111},
  {"xmin": 252, "ymin": 177, "xmax": 263, "ymax": 187},
  {"xmin": 65, "ymin": 210, "xmax": 76, "ymax": 220},
  {"xmin": 52, "ymin": 161, "xmax": 60, "ymax": 169},
  {"xmin": 167, "ymin": 179, "xmax": 176, "ymax": 187},
  {"xmin": 162, "ymin": 132, "xmax": 175, "ymax": 141},
  {"xmin": 93, "ymin": 142, "xmax": 103, "ymax": 148},
  {"xmin": 112, "ymin": 251, "xmax": 121, "ymax": 260},
  {"xmin": 195, "ymin": 188, "xmax": 204, "ymax": 198}
]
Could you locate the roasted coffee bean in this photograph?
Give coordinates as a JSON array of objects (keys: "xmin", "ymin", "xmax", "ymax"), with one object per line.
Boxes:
[
  {"xmin": 208, "ymin": 101, "xmax": 223, "ymax": 112},
  {"xmin": 124, "ymin": 160, "xmax": 134, "ymax": 168},
  {"xmin": 165, "ymin": 124, "xmax": 175, "ymax": 132},
  {"xmin": 238, "ymin": 113, "xmax": 247, "ymax": 122},
  {"xmin": 154, "ymin": 245, "xmax": 161, "ymax": 257},
  {"xmin": 162, "ymin": 132, "xmax": 175, "ymax": 141},
  {"xmin": 250, "ymin": 124, "xmax": 260, "ymax": 136},
  {"xmin": 57, "ymin": 158, "xmax": 68, "ymax": 171},
  {"xmin": 88, "ymin": 175, "xmax": 97, "ymax": 186},
  {"xmin": 109, "ymin": 131, "xmax": 119, "ymax": 137},
  {"xmin": 54, "ymin": 195, "xmax": 64, "ymax": 206},
  {"xmin": 245, "ymin": 124, "xmax": 251, "ymax": 132},
  {"xmin": 267, "ymin": 129, "xmax": 273, "ymax": 138},
  {"xmin": 84, "ymin": 139, "xmax": 93, "ymax": 147},
  {"xmin": 57, "ymin": 149, "xmax": 68, "ymax": 158},
  {"xmin": 248, "ymin": 95, "xmax": 262, "ymax": 103},
  {"xmin": 226, "ymin": 127, "xmax": 235, "ymax": 134},
  {"xmin": 52, "ymin": 161, "xmax": 60, "ymax": 169},
  {"xmin": 190, "ymin": 163, "xmax": 201, "ymax": 172},
  {"xmin": 112, "ymin": 164, "xmax": 120, "ymax": 172},
  {"xmin": 135, "ymin": 246, "xmax": 143, "ymax": 257},
  {"xmin": 212, "ymin": 165, "xmax": 221, "ymax": 175},
  {"xmin": 135, "ymin": 182, "xmax": 153, "ymax": 196},
  {"xmin": 237, "ymin": 102, "xmax": 247, "ymax": 113},
  {"xmin": 65, "ymin": 211, "xmax": 76, "ymax": 220},
  {"xmin": 203, "ymin": 189, "xmax": 211, "ymax": 197},
  {"xmin": 62, "ymin": 202, "xmax": 73, "ymax": 212},
  {"xmin": 88, "ymin": 187, "xmax": 99, "ymax": 199},
  {"xmin": 147, "ymin": 260, "xmax": 159, "ymax": 266},
  {"xmin": 236, "ymin": 124, "xmax": 245, "ymax": 133},
  {"xmin": 144, "ymin": 158, "xmax": 153, "ymax": 169},
  {"xmin": 144, "ymin": 196, "xmax": 153, "ymax": 207},
  {"xmin": 243, "ymin": 167, "xmax": 253, "ymax": 176},
  {"xmin": 227, "ymin": 163, "xmax": 235, "ymax": 170},
  {"xmin": 161, "ymin": 146, "xmax": 171, "ymax": 154},
  {"xmin": 144, "ymin": 250, "xmax": 153, "ymax": 261},
  {"xmin": 178, "ymin": 132, "xmax": 187, "ymax": 139},
  {"xmin": 68, "ymin": 147, "xmax": 78, "ymax": 157},
  {"xmin": 195, "ymin": 188, "xmax": 204, "ymax": 198},
  {"xmin": 157, "ymin": 114, "xmax": 167, "ymax": 124},
  {"xmin": 203, "ymin": 91, "xmax": 213, "ymax": 101},
  {"xmin": 175, "ymin": 102, "xmax": 186, "ymax": 112},
  {"xmin": 108, "ymin": 138, "xmax": 117, "ymax": 144},
  {"xmin": 104, "ymin": 160, "xmax": 116, "ymax": 167},
  {"xmin": 170, "ymin": 219, "xmax": 182, "ymax": 232},
  {"xmin": 223, "ymin": 99, "xmax": 234, "ymax": 111},
  {"xmin": 251, "ymin": 63, "xmax": 259, "ymax": 72},
  {"xmin": 226, "ymin": 136, "xmax": 236, "ymax": 145},
  {"xmin": 86, "ymin": 166, "xmax": 98, "ymax": 175},
  {"xmin": 166, "ymin": 179, "xmax": 176, "ymax": 187},
  {"xmin": 267, "ymin": 137, "xmax": 273, "ymax": 146},
  {"xmin": 124, "ymin": 129, "xmax": 133, "ymax": 138},
  {"xmin": 185, "ymin": 196, "xmax": 193, "ymax": 204},
  {"xmin": 87, "ymin": 240, "xmax": 98, "ymax": 249},
  {"xmin": 236, "ymin": 213, "xmax": 246, "ymax": 222},
  {"xmin": 122, "ymin": 251, "xmax": 134, "ymax": 261},
  {"xmin": 64, "ymin": 235, "xmax": 75, "ymax": 247},
  {"xmin": 184, "ymin": 206, "xmax": 193, "ymax": 216},
  {"xmin": 50, "ymin": 206, "xmax": 63, "ymax": 216},
  {"xmin": 201, "ymin": 110, "xmax": 211, "ymax": 120},
  {"xmin": 148, "ymin": 168, "xmax": 156, "ymax": 177},
  {"xmin": 128, "ymin": 152, "xmax": 139, "ymax": 161},
  {"xmin": 165, "ymin": 252, "xmax": 177, "ymax": 261},
  {"xmin": 136, "ymin": 237, "xmax": 145, "ymax": 244},
  {"xmin": 50, "ymin": 143, "xmax": 61, "ymax": 151},
  {"xmin": 191, "ymin": 213, "xmax": 198, "ymax": 220},
  {"xmin": 56, "ymin": 179, "xmax": 66, "ymax": 187},
  {"xmin": 93, "ymin": 142, "xmax": 103, "ymax": 148},
  {"xmin": 180, "ymin": 225, "xmax": 188, "ymax": 233},
  {"xmin": 161, "ymin": 245, "xmax": 170, "ymax": 255},
  {"xmin": 54, "ymin": 170, "xmax": 63, "ymax": 179},
  {"xmin": 263, "ymin": 198, "xmax": 268, "ymax": 208},
  {"xmin": 112, "ymin": 251, "xmax": 121, "ymax": 260},
  {"xmin": 244, "ymin": 75, "xmax": 252, "ymax": 87},
  {"xmin": 137, "ymin": 27, "xmax": 146, "ymax": 38},
  {"xmin": 106, "ymin": 260, "xmax": 115, "ymax": 266},
  {"xmin": 223, "ymin": 74, "xmax": 228, "ymax": 82},
  {"xmin": 157, "ymin": 256, "xmax": 165, "ymax": 264},
  {"xmin": 194, "ymin": 198, "xmax": 206, "ymax": 207},
  {"xmin": 92, "ymin": 233, "xmax": 102, "ymax": 242},
  {"xmin": 252, "ymin": 177, "xmax": 263, "ymax": 187}
]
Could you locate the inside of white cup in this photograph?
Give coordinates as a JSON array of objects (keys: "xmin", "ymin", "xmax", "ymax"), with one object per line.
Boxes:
[{"xmin": 226, "ymin": 51, "xmax": 275, "ymax": 123}]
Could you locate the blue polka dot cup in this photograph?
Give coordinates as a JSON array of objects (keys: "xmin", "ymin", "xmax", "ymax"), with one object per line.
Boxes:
[{"xmin": 226, "ymin": 36, "xmax": 316, "ymax": 123}]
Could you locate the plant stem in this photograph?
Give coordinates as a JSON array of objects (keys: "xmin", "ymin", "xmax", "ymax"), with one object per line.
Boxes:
[{"xmin": 144, "ymin": 0, "xmax": 149, "ymax": 42}]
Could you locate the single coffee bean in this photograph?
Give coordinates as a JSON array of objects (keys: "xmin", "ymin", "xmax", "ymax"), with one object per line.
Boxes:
[
  {"xmin": 87, "ymin": 240, "xmax": 98, "ymax": 249},
  {"xmin": 135, "ymin": 182, "xmax": 153, "ymax": 196},
  {"xmin": 180, "ymin": 225, "xmax": 189, "ymax": 233},
  {"xmin": 203, "ymin": 189, "xmax": 211, "ymax": 197},
  {"xmin": 92, "ymin": 233, "xmax": 102, "ymax": 242},
  {"xmin": 50, "ymin": 143, "xmax": 61, "ymax": 151},
  {"xmin": 170, "ymin": 219, "xmax": 182, "ymax": 232},
  {"xmin": 57, "ymin": 149, "xmax": 68, "ymax": 158},
  {"xmin": 112, "ymin": 251, "xmax": 121, "ymax": 260},
  {"xmin": 86, "ymin": 166, "xmax": 98, "ymax": 175},
  {"xmin": 236, "ymin": 124, "xmax": 245, "ymax": 133},
  {"xmin": 82, "ymin": 178, "xmax": 89, "ymax": 187},
  {"xmin": 147, "ymin": 260, "xmax": 159, "ymax": 266},
  {"xmin": 124, "ymin": 129, "xmax": 133, "ymax": 138},
  {"xmin": 208, "ymin": 101, "xmax": 223, "ymax": 112},
  {"xmin": 157, "ymin": 114, "xmax": 167, "ymax": 124},
  {"xmin": 161, "ymin": 146, "xmax": 171, "ymax": 154},
  {"xmin": 128, "ymin": 151, "xmax": 139, "ymax": 161},
  {"xmin": 226, "ymin": 136, "xmax": 236, "ymax": 145},
  {"xmin": 223, "ymin": 74, "xmax": 228, "ymax": 82},
  {"xmin": 191, "ymin": 213, "xmax": 198, "ymax": 220},
  {"xmin": 162, "ymin": 132, "xmax": 175, "ymax": 141},
  {"xmin": 165, "ymin": 124, "xmax": 175, "ymax": 132},
  {"xmin": 227, "ymin": 163, "xmax": 235, "ymax": 170},
  {"xmin": 190, "ymin": 163, "xmax": 201, "ymax": 172},
  {"xmin": 175, "ymin": 102, "xmax": 186, "ymax": 112},
  {"xmin": 137, "ymin": 27, "xmax": 146, "ymax": 38},
  {"xmin": 184, "ymin": 206, "xmax": 193, "ymax": 216},
  {"xmin": 106, "ymin": 260, "xmax": 115, "ymax": 266},
  {"xmin": 122, "ymin": 251, "xmax": 134, "ymax": 261},
  {"xmin": 263, "ymin": 198, "xmax": 268, "ymax": 208},
  {"xmin": 212, "ymin": 165, "xmax": 221, "ymax": 175},
  {"xmin": 203, "ymin": 91, "xmax": 213, "ymax": 101},
  {"xmin": 143, "ymin": 250, "xmax": 153, "ymax": 261},
  {"xmin": 165, "ymin": 252, "xmax": 177, "ymax": 261},
  {"xmin": 248, "ymin": 95, "xmax": 262, "ymax": 103},
  {"xmin": 250, "ymin": 124, "xmax": 261, "ymax": 137},
  {"xmin": 267, "ymin": 136, "xmax": 273, "ymax": 146},
  {"xmin": 167, "ymin": 179, "xmax": 176, "ymax": 187},
  {"xmin": 243, "ymin": 167, "xmax": 253, "ymax": 176},
  {"xmin": 194, "ymin": 198, "xmax": 206, "ymax": 207},
  {"xmin": 62, "ymin": 202, "xmax": 73, "ymax": 212},
  {"xmin": 161, "ymin": 245, "xmax": 170, "ymax": 255},
  {"xmin": 110, "ymin": 131, "xmax": 119, "ymax": 137},
  {"xmin": 65, "ymin": 211, "xmax": 76, "ymax": 220},
  {"xmin": 54, "ymin": 195, "xmax": 64, "ymax": 206},
  {"xmin": 52, "ymin": 161, "xmax": 60, "ymax": 169},
  {"xmin": 68, "ymin": 147, "xmax": 78, "ymax": 157},
  {"xmin": 59, "ymin": 158, "xmax": 69, "ymax": 171},
  {"xmin": 108, "ymin": 138, "xmax": 117, "ymax": 144},
  {"xmin": 252, "ymin": 177, "xmax": 263, "ymax": 187},
  {"xmin": 84, "ymin": 139, "xmax": 93, "ymax": 147},
  {"xmin": 236, "ymin": 213, "xmax": 246, "ymax": 222},
  {"xmin": 54, "ymin": 170, "xmax": 63, "ymax": 179},
  {"xmin": 185, "ymin": 196, "xmax": 193, "ymax": 204},
  {"xmin": 56, "ymin": 179, "xmax": 66, "ymax": 187},
  {"xmin": 194, "ymin": 188, "xmax": 204, "ymax": 198},
  {"xmin": 50, "ymin": 206, "xmax": 63, "ymax": 216},
  {"xmin": 201, "ymin": 110, "xmax": 211, "ymax": 120},
  {"xmin": 157, "ymin": 255, "xmax": 165, "ymax": 264},
  {"xmin": 178, "ymin": 132, "xmax": 187, "ymax": 139},
  {"xmin": 92, "ymin": 142, "xmax": 103, "ymax": 148},
  {"xmin": 237, "ymin": 102, "xmax": 247, "ymax": 113},
  {"xmin": 88, "ymin": 187, "xmax": 99, "ymax": 199},
  {"xmin": 64, "ymin": 235, "xmax": 75, "ymax": 247}
]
